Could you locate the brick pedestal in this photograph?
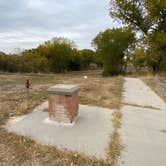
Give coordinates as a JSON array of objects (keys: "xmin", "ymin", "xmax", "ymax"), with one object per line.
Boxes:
[{"xmin": 47, "ymin": 84, "xmax": 79, "ymax": 123}]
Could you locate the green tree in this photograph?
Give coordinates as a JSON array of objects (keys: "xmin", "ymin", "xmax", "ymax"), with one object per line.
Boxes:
[
  {"xmin": 68, "ymin": 49, "xmax": 82, "ymax": 71},
  {"xmin": 37, "ymin": 37, "xmax": 75, "ymax": 72},
  {"xmin": 132, "ymin": 48, "xmax": 146, "ymax": 72},
  {"xmin": 146, "ymin": 32, "xmax": 166, "ymax": 74},
  {"xmin": 110, "ymin": 0, "xmax": 166, "ymax": 35},
  {"xmin": 0, "ymin": 52, "xmax": 21, "ymax": 72},
  {"xmin": 92, "ymin": 27, "xmax": 135, "ymax": 76},
  {"xmin": 109, "ymin": 0, "xmax": 166, "ymax": 73},
  {"xmin": 79, "ymin": 49, "xmax": 96, "ymax": 69},
  {"xmin": 21, "ymin": 50, "xmax": 49, "ymax": 72},
  {"xmin": 0, "ymin": 52, "xmax": 7, "ymax": 71}
]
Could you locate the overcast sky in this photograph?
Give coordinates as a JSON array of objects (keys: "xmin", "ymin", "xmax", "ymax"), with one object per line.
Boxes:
[{"xmin": 0, "ymin": 0, "xmax": 120, "ymax": 53}]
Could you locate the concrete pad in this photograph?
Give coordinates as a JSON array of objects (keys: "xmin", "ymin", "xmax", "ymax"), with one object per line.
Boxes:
[
  {"xmin": 47, "ymin": 84, "xmax": 79, "ymax": 95},
  {"xmin": 123, "ymin": 78, "xmax": 166, "ymax": 110},
  {"xmin": 120, "ymin": 105, "xmax": 166, "ymax": 166},
  {"xmin": 6, "ymin": 102, "xmax": 113, "ymax": 160}
]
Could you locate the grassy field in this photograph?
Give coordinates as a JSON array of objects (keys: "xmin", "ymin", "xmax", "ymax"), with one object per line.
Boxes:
[
  {"xmin": 0, "ymin": 71, "xmax": 123, "ymax": 166},
  {"xmin": 142, "ymin": 76, "xmax": 166, "ymax": 102}
]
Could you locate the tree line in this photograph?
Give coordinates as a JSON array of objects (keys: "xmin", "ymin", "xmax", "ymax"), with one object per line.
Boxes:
[
  {"xmin": 0, "ymin": 0, "xmax": 166, "ymax": 75},
  {"xmin": 0, "ymin": 37, "xmax": 99, "ymax": 73}
]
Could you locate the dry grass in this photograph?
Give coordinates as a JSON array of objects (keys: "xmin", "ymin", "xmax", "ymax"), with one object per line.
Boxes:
[
  {"xmin": 141, "ymin": 75, "xmax": 166, "ymax": 102},
  {"xmin": 122, "ymin": 102, "xmax": 161, "ymax": 110},
  {"xmin": 0, "ymin": 71, "xmax": 123, "ymax": 166},
  {"xmin": 107, "ymin": 77, "xmax": 124, "ymax": 166},
  {"xmin": 0, "ymin": 131, "xmax": 108, "ymax": 166},
  {"xmin": 108, "ymin": 110, "xmax": 123, "ymax": 166},
  {"xmin": 160, "ymin": 130, "xmax": 166, "ymax": 133}
]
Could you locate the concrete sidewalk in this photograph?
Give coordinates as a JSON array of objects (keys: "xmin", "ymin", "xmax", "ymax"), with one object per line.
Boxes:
[
  {"xmin": 123, "ymin": 77, "xmax": 166, "ymax": 110},
  {"xmin": 120, "ymin": 78, "xmax": 166, "ymax": 166},
  {"xmin": 6, "ymin": 103, "xmax": 113, "ymax": 160}
]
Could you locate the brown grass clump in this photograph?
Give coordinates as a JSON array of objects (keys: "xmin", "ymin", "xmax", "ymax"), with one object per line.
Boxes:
[
  {"xmin": 108, "ymin": 110, "xmax": 123, "ymax": 166},
  {"xmin": 160, "ymin": 130, "xmax": 166, "ymax": 133},
  {"xmin": 141, "ymin": 76, "xmax": 166, "ymax": 102},
  {"xmin": 107, "ymin": 77, "xmax": 124, "ymax": 166}
]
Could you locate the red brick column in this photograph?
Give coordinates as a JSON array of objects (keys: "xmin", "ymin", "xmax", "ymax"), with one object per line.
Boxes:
[{"xmin": 47, "ymin": 85, "xmax": 79, "ymax": 123}]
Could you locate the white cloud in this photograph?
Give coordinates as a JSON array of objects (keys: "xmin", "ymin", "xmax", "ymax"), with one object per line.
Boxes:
[
  {"xmin": 27, "ymin": 0, "xmax": 45, "ymax": 9},
  {"xmin": 0, "ymin": 0, "xmax": 120, "ymax": 53}
]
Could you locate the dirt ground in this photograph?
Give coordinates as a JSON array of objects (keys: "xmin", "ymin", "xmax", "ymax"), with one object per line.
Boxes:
[
  {"xmin": 142, "ymin": 76, "xmax": 166, "ymax": 102},
  {"xmin": 0, "ymin": 71, "xmax": 123, "ymax": 166}
]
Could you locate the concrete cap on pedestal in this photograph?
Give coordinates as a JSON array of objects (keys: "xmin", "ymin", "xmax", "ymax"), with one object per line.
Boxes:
[{"xmin": 47, "ymin": 84, "xmax": 80, "ymax": 95}]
